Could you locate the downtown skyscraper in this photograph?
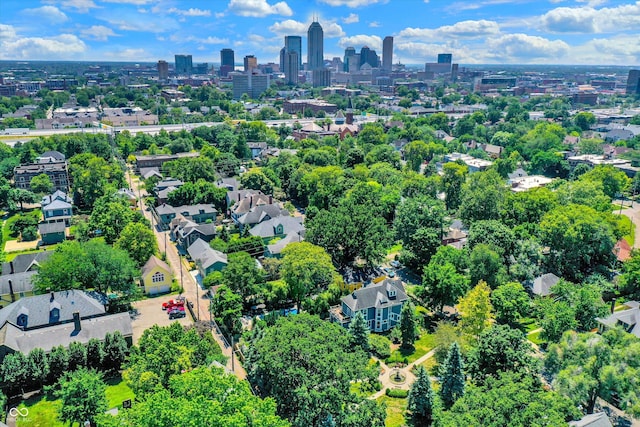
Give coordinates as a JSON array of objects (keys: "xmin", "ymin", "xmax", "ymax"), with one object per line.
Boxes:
[
  {"xmin": 383, "ymin": 36, "xmax": 393, "ymax": 72},
  {"xmin": 307, "ymin": 20, "xmax": 324, "ymax": 70}
]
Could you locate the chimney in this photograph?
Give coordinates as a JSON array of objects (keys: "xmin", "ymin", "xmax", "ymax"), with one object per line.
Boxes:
[
  {"xmin": 238, "ymin": 192, "xmax": 241, "ymax": 202},
  {"xmin": 250, "ymin": 196, "xmax": 253, "ymax": 208},
  {"xmin": 269, "ymin": 195, "xmax": 273, "ymax": 204},
  {"xmin": 8, "ymin": 280, "xmax": 15, "ymax": 302},
  {"xmin": 9, "ymin": 261, "xmax": 14, "ymax": 275},
  {"xmin": 610, "ymin": 298, "xmax": 616, "ymax": 314},
  {"xmin": 73, "ymin": 312, "xmax": 81, "ymax": 331}
]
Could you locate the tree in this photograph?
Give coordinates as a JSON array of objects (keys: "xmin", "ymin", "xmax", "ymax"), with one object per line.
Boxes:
[
  {"xmin": 246, "ymin": 313, "xmax": 380, "ymax": 427},
  {"xmin": 407, "ymin": 367, "xmax": 435, "ymax": 426},
  {"xmin": 580, "ymin": 165, "xmax": 631, "ymax": 199},
  {"xmin": 280, "ymin": 242, "xmax": 336, "ymax": 310},
  {"xmin": 0, "ymin": 352, "xmax": 29, "ymax": 395},
  {"xmin": 102, "ymin": 331, "xmax": 128, "ymax": 374},
  {"xmin": 466, "ymin": 220, "xmax": 515, "ymax": 261},
  {"xmin": 491, "ymin": 282, "xmax": 530, "ymax": 327},
  {"xmin": 459, "ymin": 169, "xmax": 505, "ymax": 224},
  {"xmin": 241, "ymin": 169, "xmax": 275, "ymax": 194},
  {"xmin": 222, "ymin": 251, "xmax": 264, "ymax": 306},
  {"xmin": 551, "ymin": 280, "xmax": 608, "ymax": 332},
  {"xmin": 400, "ymin": 301, "xmax": 417, "ymax": 348},
  {"xmin": 442, "ymin": 162, "xmax": 467, "ymax": 211},
  {"xmin": 56, "ymin": 368, "xmax": 108, "ymax": 427},
  {"xmin": 47, "ymin": 345, "xmax": 69, "ymax": 384},
  {"xmin": 86, "ymin": 339, "xmax": 104, "ymax": 371},
  {"xmin": 89, "ymin": 194, "xmax": 142, "ymax": 244},
  {"xmin": 440, "ymin": 342, "xmax": 465, "ymax": 409},
  {"xmin": 546, "ymin": 329, "xmax": 640, "ymax": 417},
  {"xmin": 210, "ymin": 284, "xmax": 243, "ymax": 336},
  {"xmin": 467, "ymin": 325, "xmax": 536, "ymax": 383},
  {"xmin": 115, "ymin": 222, "xmax": 158, "ymax": 266},
  {"xmin": 348, "ymin": 311, "xmax": 370, "ymax": 353},
  {"xmin": 30, "ymin": 173, "xmax": 53, "ymax": 194},
  {"xmin": 457, "ymin": 281, "xmax": 494, "ymax": 338},
  {"xmin": 68, "ymin": 341, "xmax": 87, "ymax": 371},
  {"xmin": 540, "ymin": 204, "xmax": 616, "ymax": 281},
  {"xmin": 27, "ymin": 348, "xmax": 49, "ymax": 390},
  {"xmin": 468, "ymin": 244, "xmax": 508, "ymax": 289},
  {"xmin": 420, "ymin": 262, "xmax": 469, "ymax": 312},
  {"xmin": 573, "ymin": 111, "xmax": 596, "ymax": 131},
  {"xmin": 69, "ymin": 153, "xmax": 125, "ymax": 209}
]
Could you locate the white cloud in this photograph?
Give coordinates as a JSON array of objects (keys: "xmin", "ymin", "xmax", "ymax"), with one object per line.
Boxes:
[
  {"xmin": 102, "ymin": 0, "xmax": 152, "ymax": 4},
  {"xmin": 318, "ymin": 0, "xmax": 387, "ymax": 7},
  {"xmin": 100, "ymin": 14, "xmax": 179, "ymax": 33},
  {"xmin": 103, "ymin": 48, "xmax": 150, "ymax": 60},
  {"xmin": 397, "ymin": 19, "xmax": 500, "ymax": 40},
  {"xmin": 486, "ymin": 33, "xmax": 570, "ymax": 61},
  {"xmin": 169, "ymin": 34, "xmax": 229, "ymax": 44},
  {"xmin": 338, "ymin": 34, "xmax": 382, "ymax": 50},
  {"xmin": 227, "ymin": 0, "xmax": 293, "ymax": 17},
  {"xmin": 369, "ymin": 21, "xmax": 381, "ymax": 28},
  {"xmin": 0, "ymin": 25, "xmax": 86, "ymax": 60},
  {"xmin": 44, "ymin": 0, "xmax": 98, "ymax": 13},
  {"xmin": 167, "ymin": 7, "xmax": 211, "ymax": 17},
  {"xmin": 23, "ymin": 6, "xmax": 68, "ymax": 23},
  {"xmin": 576, "ymin": 0, "xmax": 607, "ymax": 6},
  {"xmin": 80, "ymin": 25, "xmax": 117, "ymax": 41},
  {"xmin": 342, "ymin": 13, "xmax": 359, "ymax": 24},
  {"xmin": 269, "ymin": 19, "xmax": 344, "ymax": 37},
  {"xmin": 541, "ymin": 2, "xmax": 640, "ymax": 33}
]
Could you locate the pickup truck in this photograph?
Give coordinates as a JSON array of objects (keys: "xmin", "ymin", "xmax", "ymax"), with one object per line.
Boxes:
[{"xmin": 162, "ymin": 297, "xmax": 185, "ymax": 311}]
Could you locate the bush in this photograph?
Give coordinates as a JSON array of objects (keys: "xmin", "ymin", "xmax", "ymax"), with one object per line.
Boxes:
[
  {"xmin": 369, "ymin": 334, "xmax": 391, "ymax": 359},
  {"xmin": 21, "ymin": 226, "xmax": 38, "ymax": 241},
  {"xmin": 385, "ymin": 388, "xmax": 408, "ymax": 398}
]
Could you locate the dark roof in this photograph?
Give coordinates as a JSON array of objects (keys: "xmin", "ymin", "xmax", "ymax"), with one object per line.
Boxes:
[
  {"xmin": 0, "ymin": 271, "xmax": 35, "ymax": 298},
  {"xmin": 187, "ymin": 238, "xmax": 227, "ymax": 270},
  {"xmin": 238, "ymin": 204, "xmax": 289, "ymax": 226},
  {"xmin": 249, "ymin": 216, "xmax": 304, "ymax": 238},
  {"xmin": 568, "ymin": 412, "xmax": 613, "ymax": 427},
  {"xmin": 39, "ymin": 150, "xmax": 66, "ymax": 161},
  {"xmin": 0, "ymin": 290, "xmax": 107, "ymax": 331},
  {"xmin": 342, "ymin": 278, "xmax": 408, "ymax": 312},
  {"xmin": 38, "ymin": 221, "xmax": 66, "ymax": 235},
  {"xmin": 2, "ymin": 252, "xmax": 52, "ymax": 275}
]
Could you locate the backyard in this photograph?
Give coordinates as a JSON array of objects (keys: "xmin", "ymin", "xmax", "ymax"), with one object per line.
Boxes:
[{"xmin": 388, "ymin": 331, "xmax": 436, "ymax": 364}]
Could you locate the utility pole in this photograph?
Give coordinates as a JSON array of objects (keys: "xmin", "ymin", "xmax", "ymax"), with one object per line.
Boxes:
[{"xmin": 231, "ymin": 335, "xmax": 235, "ymax": 372}]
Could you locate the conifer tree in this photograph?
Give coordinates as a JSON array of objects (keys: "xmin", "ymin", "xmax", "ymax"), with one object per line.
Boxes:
[
  {"xmin": 439, "ymin": 342, "xmax": 465, "ymax": 409},
  {"xmin": 348, "ymin": 311, "xmax": 370, "ymax": 352},
  {"xmin": 400, "ymin": 301, "xmax": 417, "ymax": 348},
  {"xmin": 408, "ymin": 365, "xmax": 435, "ymax": 426}
]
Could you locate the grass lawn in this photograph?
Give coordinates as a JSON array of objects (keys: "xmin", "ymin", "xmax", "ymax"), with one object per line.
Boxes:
[
  {"xmin": 378, "ymin": 395, "xmax": 407, "ymax": 427},
  {"xmin": 611, "ymin": 203, "xmax": 629, "ymax": 211},
  {"xmin": 389, "ymin": 332, "xmax": 436, "ymax": 364},
  {"xmin": 616, "ymin": 215, "xmax": 636, "ymax": 247},
  {"xmin": 4, "ymin": 246, "xmax": 59, "ymax": 261},
  {"xmin": 527, "ymin": 330, "xmax": 545, "ymax": 345},
  {"xmin": 387, "ymin": 243, "xmax": 402, "ymax": 254},
  {"xmin": 521, "ymin": 317, "xmax": 539, "ymax": 333},
  {"xmin": 419, "ymin": 356, "xmax": 438, "ymax": 375},
  {"xmin": 16, "ymin": 376, "xmax": 134, "ymax": 427},
  {"xmin": 2, "ymin": 210, "xmax": 42, "ymax": 249}
]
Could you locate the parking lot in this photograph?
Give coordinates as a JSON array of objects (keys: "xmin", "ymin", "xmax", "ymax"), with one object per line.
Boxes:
[{"xmin": 130, "ymin": 295, "xmax": 192, "ymax": 344}]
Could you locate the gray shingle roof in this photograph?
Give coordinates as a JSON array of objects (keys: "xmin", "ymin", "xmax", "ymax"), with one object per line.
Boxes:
[
  {"xmin": 249, "ymin": 216, "xmax": 304, "ymax": 238},
  {"xmin": 38, "ymin": 221, "xmax": 66, "ymax": 234},
  {"xmin": 42, "ymin": 199, "xmax": 72, "ymax": 211},
  {"xmin": 187, "ymin": 238, "xmax": 227, "ymax": 271},
  {"xmin": 342, "ymin": 278, "xmax": 408, "ymax": 312},
  {"xmin": 238, "ymin": 204, "xmax": 289, "ymax": 226},
  {"xmin": 531, "ymin": 273, "xmax": 560, "ymax": 296},
  {"xmin": 2, "ymin": 251, "xmax": 52, "ymax": 275},
  {"xmin": 568, "ymin": 412, "xmax": 613, "ymax": 427},
  {"xmin": 597, "ymin": 301, "xmax": 640, "ymax": 338},
  {"xmin": 0, "ymin": 271, "xmax": 35, "ymax": 300},
  {"xmin": 0, "ymin": 290, "xmax": 107, "ymax": 330}
]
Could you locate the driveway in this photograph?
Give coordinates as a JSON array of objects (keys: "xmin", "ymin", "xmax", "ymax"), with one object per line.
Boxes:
[{"xmin": 130, "ymin": 296, "xmax": 191, "ymax": 344}]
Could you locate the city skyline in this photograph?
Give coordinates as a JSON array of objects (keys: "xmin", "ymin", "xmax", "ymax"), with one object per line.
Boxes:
[{"xmin": 0, "ymin": 0, "xmax": 639, "ymax": 65}]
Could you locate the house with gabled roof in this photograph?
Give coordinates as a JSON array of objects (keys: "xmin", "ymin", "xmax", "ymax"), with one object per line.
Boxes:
[
  {"xmin": 140, "ymin": 255, "xmax": 172, "ymax": 295},
  {"xmin": 187, "ymin": 238, "xmax": 228, "ymax": 278},
  {"xmin": 171, "ymin": 216, "xmax": 217, "ymax": 251},
  {"xmin": 237, "ymin": 204, "xmax": 290, "ymax": 232},
  {"xmin": 249, "ymin": 216, "xmax": 304, "ymax": 243},
  {"xmin": 597, "ymin": 301, "xmax": 640, "ymax": 338},
  {"xmin": 330, "ymin": 278, "xmax": 408, "ymax": 332},
  {"xmin": 0, "ymin": 252, "xmax": 53, "ymax": 307},
  {"xmin": 529, "ymin": 272, "xmax": 561, "ymax": 297}
]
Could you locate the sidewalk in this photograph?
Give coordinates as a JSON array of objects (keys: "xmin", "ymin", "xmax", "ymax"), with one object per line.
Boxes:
[{"xmin": 369, "ymin": 348, "xmax": 437, "ymax": 399}]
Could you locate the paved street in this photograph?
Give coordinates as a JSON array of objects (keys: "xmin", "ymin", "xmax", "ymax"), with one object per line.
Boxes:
[{"xmin": 128, "ymin": 172, "xmax": 246, "ymax": 379}]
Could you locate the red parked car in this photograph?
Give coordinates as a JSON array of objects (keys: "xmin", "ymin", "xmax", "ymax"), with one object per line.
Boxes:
[{"xmin": 162, "ymin": 297, "xmax": 185, "ymax": 311}]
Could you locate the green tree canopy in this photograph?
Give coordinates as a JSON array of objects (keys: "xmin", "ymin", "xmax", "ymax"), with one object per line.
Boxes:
[
  {"xmin": 114, "ymin": 222, "xmax": 158, "ymax": 266},
  {"xmin": 55, "ymin": 368, "xmax": 108, "ymax": 427},
  {"xmin": 29, "ymin": 173, "xmax": 53, "ymax": 194}
]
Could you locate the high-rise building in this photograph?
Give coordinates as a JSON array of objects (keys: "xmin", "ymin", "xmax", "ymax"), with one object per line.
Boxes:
[
  {"xmin": 244, "ymin": 55, "xmax": 257, "ymax": 72},
  {"xmin": 382, "ymin": 36, "xmax": 393, "ymax": 72},
  {"xmin": 157, "ymin": 60, "xmax": 168, "ymax": 81},
  {"xmin": 231, "ymin": 72, "xmax": 270, "ymax": 99},
  {"xmin": 285, "ymin": 36, "xmax": 302, "ymax": 69},
  {"xmin": 174, "ymin": 54, "xmax": 193, "ymax": 75},
  {"xmin": 312, "ymin": 68, "xmax": 331, "ymax": 88},
  {"xmin": 344, "ymin": 47, "xmax": 356, "ymax": 72},
  {"xmin": 194, "ymin": 63, "xmax": 208, "ymax": 75},
  {"xmin": 627, "ymin": 70, "xmax": 640, "ymax": 95},
  {"xmin": 359, "ymin": 46, "xmax": 379, "ymax": 68},
  {"xmin": 307, "ymin": 21, "xmax": 324, "ymax": 70},
  {"xmin": 438, "ymin": 53, "xmax": 453, "ymax": 64},
  {"xmin": 220, "ymin": 48, "xmax": 235, "ymax": 77},
  {"xmin": 283, "ymin": 51, "xmax": 299, "ymax": 85}
]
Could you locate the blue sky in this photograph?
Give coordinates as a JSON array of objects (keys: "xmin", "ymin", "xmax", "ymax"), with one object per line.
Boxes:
[{"xmin": 0, "ymin": 0, "xmax": 639, "ymax": 65}]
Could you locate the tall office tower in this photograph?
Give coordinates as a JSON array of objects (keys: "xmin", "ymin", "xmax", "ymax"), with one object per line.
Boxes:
[
  {"xmin": 312, "ymin": 68, "xmax": 331, "ymax": 87},
  {"xmin": 244, "ymin": 55, "xmax": 257, "ymax": 72},
  {"xmin": 344, "ymin": 47, "xmax": 356, "ymax": 72},
  {"xmin": 359, "ymin": 46, "xmax": 379, "ymax": 68},
  {"xmin": 231, "ymin": 72, "xmax": 270, "ymax": 99},
  {"xmin": 220, "ymin": 48, "xmax": 235, "ymax": 76},
  {"xmin": 174, "ymin": 54, "xmax": 193, "ymax": 75},
  {"xmin": 627, "ymin": 70, "xmax": 640, "ymax": 95},
  {"xmin": 285, "ymin": 35, "xmax": 302, "ymax": 69},
  {"xmin": 307, "ymin": 20, "xmax": 324, "ymax": 70},
  {"xmin": 157, "ymin": 60, "xmax": 168, "ymax": 81},
  {"xmin": 437, "ymin": 53, "xmax": 453, "ymax": 64},
  {"xmin": 382, "ymin": 36, "xmax": 393, "ymax": 72},
  {"xmin": 283, "ymin": 51, "xmax": 299, "ymax": 85},
  {"xmin": 451, "ymin": 63, "xmax": 459, "ymax": 82}
]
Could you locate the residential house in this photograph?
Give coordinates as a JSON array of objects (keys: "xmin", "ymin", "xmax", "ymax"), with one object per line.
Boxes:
[
  {"xmin": 0, "ymin": 252, "xmax": 53, "ymax": 307},
  {"xmin": 153, "ymin": 177, "xmax": 184, "ymax": 204},
  {"xmin": 613, "ymin": 239, "xmax": 632, "ymax": 263},
  {"xmin": 237, "ymin": 204, "xmax": 290, "ymax": 232},
  {"xmin": 441, "ymin": 228, "xmax": 467, "ymax": 249},
  {"xmin": 507, "ymin": 168, "xmax": 528, "ymax": 183},
  {"xmin": 187, "ymin": 238, "xmax": 228, "ymax": 278},
  {"xmin": 156, "ymin": 203, "xmax": 217, "ymax": 230},
  {"xmin": 597, "ymin": 301, "xmax": 640, "ymax": 338},
  {"xmin": 529, "ymin": 273, "xmax": 560, "ymax": 297},
  {"xmin": 568, "ymin": 412, "xmax": 612, "ymax": 427},
  {"xmin": 140, "ymin": 168, "xmax": 163, "ymax": 180},
  {"xmin": 266, "ymin": 232, "xmax": 304, "ymax": 258},
  {"xmin": 116, "ymin": 188, "xmax": 137, "ymax": 208},
  {"xmin": 41, "ymin": 190, "xmax": 72, "ymax": 207},
  {"xmin": 171, "ymin": 216, "xmax": 217, "ymax": 251},
  {"xmin": 330, "ymin": 278, "xmax": 409, "ymax": 332},
  {"xmin": 247, "ymin": 142, "xmax": 268, "ymax": 159},
  {"xmin": 14, "ymin": 157, "xmax": 69, "ymax": 192},
  {"xmin": 42, "ymin": 198, "xmax": 72, "ymax": 226},
  {"xmin": 226, "ymin": 189, "xmax": 264, "ymax": 210},
  {"xmin": 38, "ymin": 221, "xmax": 66, "ymax": 245},
  {"xmin": 140, "ymin": 255, "xmax": 172, "ymax": 295},
  {"xmin": 249, "ymin": 216, "xmax": 305, "ymax": 243},
  {"xmin": 0, "ymin": 290, "xmax": 133, "ymax": 362},
  {"xmin": 215, "ymin": 177, "xmax": 239, "ymax": 192},
  {"xmin": 134, "ymin": 152, "xmax": 199, "ymax": 174},
  {"xmin": 231, "ymin": 193, "xmax": 277, "ymax": 224}
]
